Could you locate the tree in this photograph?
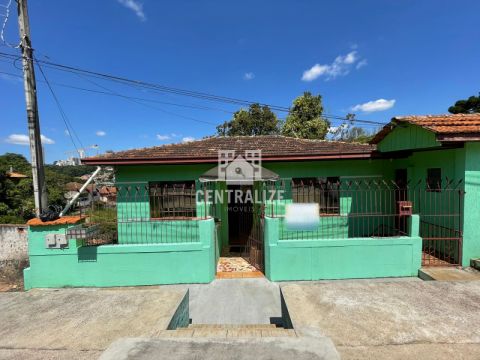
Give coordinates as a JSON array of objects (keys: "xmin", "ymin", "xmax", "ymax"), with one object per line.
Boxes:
[
  {"xmin": 328, "ymin": 114, "xmax": 374, "ymax": 143},
  {"xmin": 0, "ymin": 153, "xmax": 98, "ymax": 223},
  {"xmin": 448, "ymin": 93, "xmax": 480, "ymax": 114},
  {"xmin": 281, "ymin": 92, "xmax": 330, "ymax": 140},
  {"xmin": 216, "ymin": 103, "xmax": 279, "ymax": 136}
]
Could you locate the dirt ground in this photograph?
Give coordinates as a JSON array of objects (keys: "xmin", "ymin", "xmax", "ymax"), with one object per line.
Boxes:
[{"xmin": 0, "ymin": 260, "xmax": 27, "ymax": 292}]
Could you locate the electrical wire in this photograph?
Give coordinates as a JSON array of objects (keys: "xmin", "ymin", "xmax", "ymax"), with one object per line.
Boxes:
[
  {"xmin": 0, "ymin": 0, "xmax": 21, "ymax": 49},
  {"xmin": 0, "ymin": 50, "xmax": 388, "ymax": 127},
  {"xmin": 75, "ymin": 72, "xmax": 219, "ymax": 126},
  {"xmin": 33, "ymin": 56, "xmax": 85, "ymax": 157}
]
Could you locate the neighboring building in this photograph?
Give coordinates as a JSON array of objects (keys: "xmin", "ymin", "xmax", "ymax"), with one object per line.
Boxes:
[
  {"xmin": 98, "ymin": 186, "xmax": 117, "ymax": 204},
  {"xmin": 54, "ymin": 157, "xmax": 81, "ymax": 166},
  {"xmin": 23, "ymin": 114, "xmax": 480, "ymax": 289},
  {"xmin": 6, "ymin": 166, "xmax": 28, "ymax": 181},
  {"xmin": 64, "ymin": 182, "xmax": 99, "ymax": 207}
]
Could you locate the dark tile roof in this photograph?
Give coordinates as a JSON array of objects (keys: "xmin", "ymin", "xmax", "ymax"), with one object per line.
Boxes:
[
  {"xmin": 82, "ymin": 135, "xmax": 376, "ymax": 165},
  {"xmin": 371, "ymin": 114, "xmax": 480, "ymax": 144}
]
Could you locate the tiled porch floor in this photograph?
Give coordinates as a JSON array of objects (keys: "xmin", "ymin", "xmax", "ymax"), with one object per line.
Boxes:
[{"xmin": 216, "ymin": 257, "xmax": 263, "ymax": 279}]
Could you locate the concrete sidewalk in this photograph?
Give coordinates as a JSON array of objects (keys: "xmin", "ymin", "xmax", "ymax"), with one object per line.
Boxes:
[
  {"xmin": 186, "ymin": 278, "xmax": 282, "ymax": 324},
  {"xmin": 281, "ymin": 279, "xmax": 480, "ymax": 360},
  {"xmin": 0, "ymin": 287, "xmax": 185, "ymax": 360}
]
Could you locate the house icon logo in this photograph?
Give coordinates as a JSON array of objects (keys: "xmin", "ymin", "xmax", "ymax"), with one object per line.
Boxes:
[{"xmin": 217, "ymin": 150, "xmax": 262, "ymax": 185}]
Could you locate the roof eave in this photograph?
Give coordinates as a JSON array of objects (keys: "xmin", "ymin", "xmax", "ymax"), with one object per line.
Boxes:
[
  {"xmin": 437, "ymin": 132, "xmax": 480, "ymax": 142},
  {"xmin": 81, "ymin": 152, "xmax": 376, "ymax": 165}
]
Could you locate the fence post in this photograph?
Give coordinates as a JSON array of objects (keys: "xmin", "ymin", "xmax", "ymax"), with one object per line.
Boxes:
[{"xmin": 408, "ymin": 214, "xmax": 420, "ymax": 237}]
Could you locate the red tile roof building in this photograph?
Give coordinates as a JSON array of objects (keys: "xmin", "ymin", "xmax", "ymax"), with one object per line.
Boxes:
[
  {"xmin": 371, "ymin": 113, "xmax": 480, "ymax": 144},
  {"xmin": 82, "ymin": 135, "xmax": 376, "ymax": 165}
]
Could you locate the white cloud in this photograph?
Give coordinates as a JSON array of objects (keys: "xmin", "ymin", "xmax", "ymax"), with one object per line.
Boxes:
[
  {"xmin": 343, "ymin": 51, "xmax": 357, "ymax": 64},
  {"xmin": 244, "ymin": 72, "xmax": 255, "ymax": 80},
  {"xmin": 96, "ymin": 130, "xmax": 106, "ymax": 137},
  {"xmin": 182, "ymin": 136, "xmax": 195, "ymax": 143},
  {"xmin": 301, "ymin": 64, "xmax": 330, "ymax": 81},
  {"xmin": 41, "ymin": 135, "xmax": 55, "ymax": 144},
  {"xmin": 64, "ymin": 129, "xmax": 70, "ymax": 136},
  {"xmin": 351, "ymin": 99, "xmax": 396, "ymax": 113},
  {"xmin": 302, "ymin": 50, "xmax": 365, "ymax": 81},
  {"xmin": 117, "ymin": 0, "xmax": 146, "ymax": 21},
  {"xmin": 5, "ymin": 134, "xmax": 55, "ymax": 146},
  {"xmin": 156, "ymin": 134, "xmax": 170, "ymax": 141},
  {"xmin": 356, "ymin": 59, "xmax": 368, "ymax": 69}
]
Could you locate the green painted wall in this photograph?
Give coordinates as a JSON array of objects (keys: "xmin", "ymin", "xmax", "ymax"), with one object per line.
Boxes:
[
  {"xmin": 117, "ymin": 220, "xmax": 202, "ymax": 244},
  {"xmin": 115, "ymin": 159, "xmax": 392, "ymax": 250},
  {"xmin": 389, "ymin": 147, "xmax": 465, "ymax": 264},
  {"xmin": 24, "ymin": 218, "xmax": 216, "ymax": 289},
  {"xmin": 263, "ymin": 159, "xmax": 392, "ymax": 179},
  {"xmin": 265, "ymin": 215, "xmax": 422, "ymax": 281},
  {"xmin": 378, "ymin": 123, "xmax": 441, "ymax": 153},
  {"xmin": 462, "ymin": 142, "xmax": 480, "ymax": 265}
]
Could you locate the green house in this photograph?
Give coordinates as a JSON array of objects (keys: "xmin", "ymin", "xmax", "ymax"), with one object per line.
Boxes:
[{"xmin": 23, "ymin": 114, "xmax": 480, "ymax": 289}]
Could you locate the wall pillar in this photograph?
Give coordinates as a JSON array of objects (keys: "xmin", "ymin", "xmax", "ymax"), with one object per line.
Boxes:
[{"xmin": 462, "ymin": 142, "xmax": 480, "ymax": 266}]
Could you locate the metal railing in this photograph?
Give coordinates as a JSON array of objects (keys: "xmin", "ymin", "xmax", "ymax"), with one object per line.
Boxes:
[
  {"xmin": 65, "ymin": 178, "xmax": 464, "ymax": 266},
  {"xmin": 260, "ymin": 178, "xmax": 464, "ymax": 255},
  {"xmin": 68, "ymin": 182, "xmax": 217, "ymax": 246}
]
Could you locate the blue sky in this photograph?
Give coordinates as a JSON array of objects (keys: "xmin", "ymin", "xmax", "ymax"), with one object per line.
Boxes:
[{"xmin": 1, "ymin": 0, "xmax": 479, "ymax": 163}]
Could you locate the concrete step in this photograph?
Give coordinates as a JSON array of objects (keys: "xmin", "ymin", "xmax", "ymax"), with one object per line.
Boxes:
[
  {"xmin": 471, "ymin": 258, "xmax": 480, "ymax": 271},
  {"xmin": 419, "ymin": 266, "xmax": 480, "ymax": 281},
  {"xmin": 100, "ymin": 336, "xmax": 340, "ymax": 360},
  {"xmin": 188, "ymin": 323, "xmax": 277, "ymax": 329},
  {"xmin": 155, "ymin": 327, "xmax": 296, "ymax": 339}
]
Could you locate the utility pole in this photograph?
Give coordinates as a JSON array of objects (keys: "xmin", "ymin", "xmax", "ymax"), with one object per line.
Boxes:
[{"xmin": 16, "ymin": 0, "xmax": 48, "ymax": 216}]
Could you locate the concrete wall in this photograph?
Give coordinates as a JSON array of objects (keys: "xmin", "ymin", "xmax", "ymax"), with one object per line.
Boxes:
[
  {"xmin": 115, "ymin": 158, "xmax": 393, "ymax": 249},
  {"xmin": 462, "ymin": 142, "xmax": 480, "ymax": 266},
  {"xmin": 0, "ymin": 224, "xmax": 28, "ymax": 262},
  {"xmin": 24, "ymin": 218, "xmax": 216, "ymax": 290},
  {"xmin": 265, "ymin": 215, "xmax": 422, "ymax": 281}
]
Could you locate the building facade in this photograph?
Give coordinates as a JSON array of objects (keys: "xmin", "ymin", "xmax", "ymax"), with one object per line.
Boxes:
[{"xmin": 23, "ymin": 114, "xmax": 480, "ymax": 288}]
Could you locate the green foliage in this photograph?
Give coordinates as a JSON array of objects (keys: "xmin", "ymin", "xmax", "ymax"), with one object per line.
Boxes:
[
  {"xmin": 0, "ymin": 153, "xmax": 96, "ymax": 224},
  {"xmin": 0, "ymin": 153, "xmax": 31, "ymax": 174},
  {"xmin": 281, "ymin": 92, "xmax": 330, "ymax": 139},
  {"xmin": 45, "ymin": 164, "xmax": 97, "ymax": 178},
  {"xmin": 216, "ymin": 103, "xmax": 280, "ymax": 136},
  {"xmin": 342, "ymin": 127, "xmax": 375, "ymax": 143},
  {"xmin": 448, "ymin": 93, "xmax": 480, "ymax": 114}
]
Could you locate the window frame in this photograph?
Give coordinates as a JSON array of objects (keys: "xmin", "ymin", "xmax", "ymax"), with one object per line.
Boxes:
[
  {"xmin": 291, "ymin": 177, "xmax": 340, "ymax": 215},
  {"xmin": 426, "ymin": 168, "xmax": 442, "ymax": 193},
  {"xmin": 148, "ymin": 181, "xmax": 197, "ymax": 219}
]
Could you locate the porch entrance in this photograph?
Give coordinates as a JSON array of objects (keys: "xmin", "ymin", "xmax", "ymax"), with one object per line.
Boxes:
[{"xmin": 217, "ymin": 184, "xmax": 265, "ymax": 276}]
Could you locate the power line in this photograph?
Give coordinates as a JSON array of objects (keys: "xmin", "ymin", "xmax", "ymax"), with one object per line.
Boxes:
[
  {"xmin": 0, "ymin": 50, "xmax": 388, "ymax": 127},
  {"xmin": 0, "ymin": 0, "xmax": 21, "ymax": 49},
  {"xmin": 0, "ymin": 67, "xmax": 381, "ymax": 129},
  {"xmin": 0, "ymin": 66, "xmax": 235, "ymax": 115},
  {"xmin": 33, "ymin": 57, "xmax": 85, "ymax": 156},
  {"xmin": 75, "ymin": 72, "xmax": 219, "ymax": 126}
]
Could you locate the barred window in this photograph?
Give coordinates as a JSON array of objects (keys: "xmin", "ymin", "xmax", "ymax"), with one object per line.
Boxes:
[
  {"xmin": 426, "ymin": 168, "xmax": 442, "ymax": 192},
  {"xmin": 292, "ymin": 177, "xmax": 340, "ymax": 214},
  {"xmin": 149, "ymin": 181, "xmax": 196, "ymax": 218}
]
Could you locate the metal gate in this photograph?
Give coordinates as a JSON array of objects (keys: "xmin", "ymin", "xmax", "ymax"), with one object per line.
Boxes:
[
  {"xmin": 416, "ymin": 179, "xmax": 464, "ymax": 266},
  {"xmin": 246, "ymin": 205, "xmax": 265, "ymax": 272}
]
